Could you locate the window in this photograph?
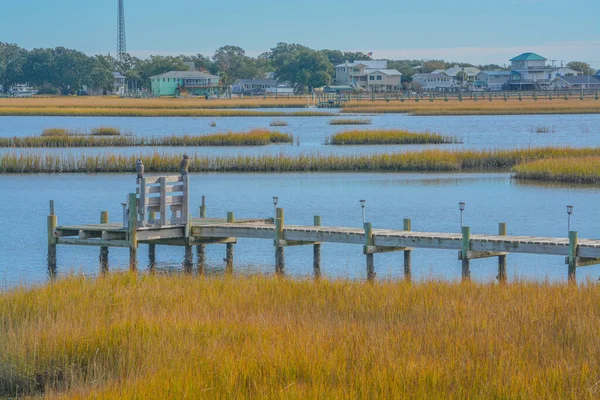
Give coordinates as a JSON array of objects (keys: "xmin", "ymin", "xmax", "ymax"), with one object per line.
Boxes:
[
  {"xmin": 369, "ymin": 76, "xmax": 374, "ymax": 81},
  {"xmin": 376, "ymin": 76, "xmax": 382, "ymax": 81},
  {"xmin": 163, "ymin": 78, "xmax": 165, "ymax": 82}
]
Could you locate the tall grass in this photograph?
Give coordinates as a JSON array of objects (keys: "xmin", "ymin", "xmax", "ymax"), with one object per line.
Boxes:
[
  {"xmin": 269, "ymin": 119, "xmax": 288, "ymax": 126},
  {"xmin": 513, "ymin": 156, "xmax": 600, "ymax": 184},
  {"xmin": 3, "ymin": 147, "xmax": 600, "ymax": 174},
  {"xmin": 1, "ymin": 274, "xmax": 600, "ymax": 398},
  {"xmin": 328, "ymin": 118, "xmax": 372, "ymax": 125},
  {"xmin": 41, "ymin": 128, "xmax": 71, "ymax": 137},
  {"xmin": 91, "ymin": 126, "xmax": 121, "ymax": 136},
  {"xmin": 0, "ymin": 129, "xmax": 293, "ymax": 148},
  {"xmin": 326, "ymin": 129, "xmax": 457, "ymax": 145}
]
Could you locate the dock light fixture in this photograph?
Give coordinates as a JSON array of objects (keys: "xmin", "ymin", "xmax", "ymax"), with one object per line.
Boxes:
[
  {"xmin": 567, "ymin": 205, "xmax": 574, "ymax": 233},
  {"xmin": 360, "ymin": 200, "xmax": 367, "ymax": 224},
  {"xmin": 273, "ymin": 196, "xmax": 279, "ymax": 220},
  {"xmin": 459, "ymin": 202, "xmax": 466, "ymax": 229}
]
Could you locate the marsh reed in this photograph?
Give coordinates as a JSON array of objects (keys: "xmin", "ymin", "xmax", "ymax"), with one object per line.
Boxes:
[
  {"xmin": 328, "ymin": 118, "xmax": 372, "ymax": 125},
  {"xmin": 513, "ymin": 156, "xmax": 600, "ymax": 184},
  {"xmin": 326, "ymin": 129, "xmax": 457, "ymax": 145}
]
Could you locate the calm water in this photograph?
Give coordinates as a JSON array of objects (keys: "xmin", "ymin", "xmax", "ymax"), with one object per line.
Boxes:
[
  {"xmin": 2, "ymin": 172, "xmax": 600, "ymax": 288},
  {"xmin": 1, "ymin": 114, "xmax": 600, "ymax": 157}
]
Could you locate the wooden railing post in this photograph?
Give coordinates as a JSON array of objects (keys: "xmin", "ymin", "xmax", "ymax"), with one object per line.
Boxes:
[
  {"xmin": 275, "ymin": 208, "xmax": 285, "ymax": 274},
  {"xmin": 568, "ymin": 231, "xmax": 578, "ymax": 284},
  {"xmin": 225, "ymin": 212, "xmax": 235, "ymax": 273},
  {"xmin": 313, "ymin": 216, "xmax": 322, "ymax": 278},
  {"xmin": 365, "ymin": 222, "xmax": 375, "ymax": 281},
  {"xmin": 99, "ymin": 211, "xmax": 109, "ymax": 273},
  {"xmin": 148, "ymin": 212, "xmax": 156, "ymax": 272},
  {"xmin": 403, "ymin": 218, "xmax": 412, "ymax": 281},
  {"xmin": 461, "ymin": 226, "xmax": 471, "ymax": 281},
  {"xmin": 498, "ymin": 222, "xmax": 507, "ymax": 283},
  {"xmin": 128, "ymin": 193, "xmax": 138, "ymax": 271},
  {"xmin": 197, "ymin": 196, "xmax": 206, "ymax": 274},
  {"xmin": 159, "ymin": 177, "xmax": 167, "ymax": 226},
  {"xmin": 47, "ymin": 200, "xmax": 57, "ymax": 278}
]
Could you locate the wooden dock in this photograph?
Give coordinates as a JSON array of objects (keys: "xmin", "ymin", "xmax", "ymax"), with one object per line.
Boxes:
[{"xmin": 47, "ymin": 173, "xmax": 600, "ymax": 282}]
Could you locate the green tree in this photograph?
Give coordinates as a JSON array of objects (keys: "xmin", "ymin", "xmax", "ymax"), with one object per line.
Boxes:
[
  {"xmin": 320, "ymin": 49, "xmax": 345, "ymax": 66},
  {"xmin": 90, "ymin": 55, "xmax": 117, "ymax": 93},
  {"xmin": 0, "ymin": 42, "xmax": 27, "ymax": 90},
  {"xmin": 270, "ymin": 44, "xmax": 333, "ymax": 93},
  {"xmin": 567, "ymin": 61, "xmax": 595, "ymax": 76},
  {"xmin": 212, "ymin": 46, "xmax": 264, "ymax": 84}
]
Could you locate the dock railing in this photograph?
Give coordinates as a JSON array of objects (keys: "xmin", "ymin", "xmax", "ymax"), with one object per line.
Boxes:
[{"xmin": 135, "ymin": 175, "xmax": 189, "ymax": 227}]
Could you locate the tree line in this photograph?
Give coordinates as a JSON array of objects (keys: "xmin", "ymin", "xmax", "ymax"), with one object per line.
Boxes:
[{"xmin": 0, "ymin": 41, "xmax": 596, "ymax": 94}]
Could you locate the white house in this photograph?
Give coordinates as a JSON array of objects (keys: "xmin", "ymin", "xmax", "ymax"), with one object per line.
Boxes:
[
  {"xmin": 508, "ymin": 53, "xmax": 579, "ymax": 90},
  {"xmin": 231, "ymin": 79, "xmax": 279, "ymax": 94},
  {"xmin": 412, "ymin": 73, "xmax": 455, "ymax": 92},
  {"xmin": 366, "ymin": 69, "xmax": 402, "ymax": 92},
  {"xmin": 444, "ymin": 66, "xmax": 481, "ymax": 83},
  {"xmin": 335, "ymin": 60, "xmax": 402, "ymax": 91},
  {"xmin": 549, "ymin": 76, "xmax": 600, "ymax": 90}
]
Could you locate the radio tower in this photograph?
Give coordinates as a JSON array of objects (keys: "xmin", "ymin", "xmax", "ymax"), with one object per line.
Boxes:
[{"xmin": 117, "ymin": 0, "xmax": 126, "ymax": 61}]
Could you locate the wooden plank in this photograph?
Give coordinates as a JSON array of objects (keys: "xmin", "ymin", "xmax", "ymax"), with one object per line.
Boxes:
[
  {"xmin": 138, "ymin": 184, "xmax": 183, "ymax": 195},
  {"xmin": 147, "ymin": 196, "xmax": 183, "ymax": 206},
  {"xmin": 143, "ymin": 175, "xmax": 182, "ymax": 184},
  {"xmin": 137, "ymin": 226, "xmax": 186, "ymax": 241},
  {"xmin": 159, "ymin": 177, "xmax": 167, "ymax": 226},
  {"xmin": 57, "ymin": 238, "xmax": 130, "ymax": 248},
  {"xmin": 139, "ymin": 178, "xmax": 147, "ymax": 226},
  {"xmin": 128, "ymin": 193, "xmax": 138, "ymax": 271},
  {"xmin": 102, "ymin": 231, "xmax": 127, "ymax": 240}
]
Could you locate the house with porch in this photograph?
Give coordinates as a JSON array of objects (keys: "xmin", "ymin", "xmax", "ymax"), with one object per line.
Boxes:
[
  {"xmin": 412, "ymin": 73, "xmax": 456, "ymax": 92},
  {"xmin": 508, "ymin": 53, "xmax": 579, "ymax": 90},
  {"xmin": 475, "ymin": 70, "xmax": 514, "ymax": 91},
  {"xmin": 549, "ymin": 76, "xmax": 600, "ymax": 90},
  {"xmin": 150, "ymin": 71, "xmax": 220, "ymax": 96},
  {"xmin": 335, "ymin": 60, "xmax": 402, "ymax": 91},
  {"xmin": 231, "ymin": 79, "xmax": 279, "ymax": 95}
]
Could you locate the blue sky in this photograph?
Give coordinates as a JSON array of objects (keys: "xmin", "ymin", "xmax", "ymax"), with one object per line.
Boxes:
[{"xmin": 2, "ymin": 0, "xmax": 599, "ymax": 67}]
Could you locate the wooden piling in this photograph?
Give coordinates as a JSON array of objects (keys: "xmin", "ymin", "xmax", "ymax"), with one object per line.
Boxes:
[
  {"xmin": 461, "ymin": 226, "xmax": 471, "ymax": 280},
  {"xmin": 403, "ymin": 218, "xmax": 412, "ymax": 281},
  {"xmin": 47, "ymin": 200, "xmax": 57, "ymax": 278},
  {"xmin": 498, "ymin": 222, "xmax": 507, "ymax": 282},
  {"xmin": 128, "ymin": 193, "xmax": 138, "ymax": 271},
  {"xmin": 196, "ymin": 198, "xmax": 206, "ymax": 274},
  {"xmin": 148, "ymin": 211, "xmax": 156, "ymax": 272},
  {"xmin": 313, "ymin": 216, "xmax": 322, "ymax": 278},
  {"xmin": 99, "ymin": 211, "xmax": 109, "ymax": 273},
  {"xmin": 225, "ymin": 212, "xmax": 234, "ymax": 273},
  {"xmin": 364, "ymin": 222, "xmax": 375, "ymax": 281},
  {"xmin": 184, "ymin": 245, "xmax": 193, "ymax": 274},
  {"xmin": 568, "ymin": 231, "xmax": 578, "ymax": 283},
  {"xmin": 275, "ymin": 208, "xmax": 285, "ymax": 274}
]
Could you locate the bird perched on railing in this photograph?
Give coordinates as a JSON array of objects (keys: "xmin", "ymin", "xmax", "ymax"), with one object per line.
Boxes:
[
  {"xmin": 180, "ymin": 153, "xmax": 190, "ymax": 175},
  {"xmin": 136, "ymin": 159, "xmax": 144, "ymax": 179}
]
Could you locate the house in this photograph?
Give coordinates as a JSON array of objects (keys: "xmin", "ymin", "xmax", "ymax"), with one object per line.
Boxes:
[
  {"xmin": 335, "ymin": 60, "xmax": 402, "ymax": 91},
  {"xmin": 549, "ymin": 76, "xmax": 600, "ymax": 90},
  {"xmin": 265, "ymin": 84, "xmax": 294, "ymax": 94},
  {"xmin": 444, "ymin": 66, "xmax": 481, "ymax": 84},
  {"xmin": 150, "ymin": 71, "xmax": 220, "ymax": 96},
  {"xmin": 366, "ymin": 69, "xmax": 402, "ymax": 92},
  {"xmin": 231, "ymin": 79, "xmax": 279, "ymax": 95},
  {"xmin": 508, "ymin": 53, "xmax": 579, "ymax": 90},
  {"xmin": 475, "ymin": 70, "xmax": 514, "ymax": 91},
  {"xmin": 85, "ymin": 71, "xmax": 126, "ymax": 96},
  {"xmin": 113, "ymin": 72, "xmax": 126, "ymax": 95},
  {"xmin": 411, "ymin": 73, "xmax": 455, "ymax": 92}
]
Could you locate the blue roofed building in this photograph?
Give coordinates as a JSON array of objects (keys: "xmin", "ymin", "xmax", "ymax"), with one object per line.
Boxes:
[
  {"xmin": 475, "ymin": 70, "xmax": 514, "ymax": 91},
  {"xmin": 508, "ymin": 52, "xmax": 579, "ymax": 90}
]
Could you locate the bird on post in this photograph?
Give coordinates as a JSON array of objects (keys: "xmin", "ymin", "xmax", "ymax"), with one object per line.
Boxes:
[
  {"xmin": 136, "ymin": 159, "xmax": 144, "ymax": 181},
  {"xmin": 180, "ymin": 153, "xmax": 190, "ymax": 176}
]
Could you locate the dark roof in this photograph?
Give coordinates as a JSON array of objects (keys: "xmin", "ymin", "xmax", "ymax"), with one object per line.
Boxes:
[
  {"xmin": 510, "ymin": 53, "xmax": 547, "ymax": 61},
  {"xmin": 555, "ymin": 76, "xmax": 600, "ymax": 84},
  {"xmin": 233, "ymin": 79, "xmax": 278, "ymax": 86}
]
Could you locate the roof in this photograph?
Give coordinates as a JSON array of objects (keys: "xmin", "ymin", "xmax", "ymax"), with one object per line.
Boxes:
[
  {"xmin": 368, "ymin": 69, "xmax": 402, "ymax": 76},
  {"xmin": 478, "ymin": 70, "xmax": 513, "ymax": 77},
  {"xmin": 554, "ymin": 76, "xmax": 600, "ymax": 85},
  {"xmin": 445, "ymin": 66, "xmax": 481, "ymax": 77},
  {"xmin": 510, "ymin": 53, "xmax": 547, "ymax": 61},
  {"xmin": 431, "ymin": 69, "xmax": 447, "ymax": 75},
  {"xmin": 113, "ymin": 71, "xmax": 125, "ymax": 79},
  {"xmin": 596, "ymin": 70, "xmax": 600, "ymax": 76},
  {"xmin": 335, "ymin": 60, "xmax": 387, "ymax": 69},
  {"xmin": 150, "ymin": 70, "xmax": 219, "ymax": 79},
  {"xmin": 233, "ymin": 79, "xmax": 278, "ymax": 86},
  {"xmin": 413, "ymin": 73, "xmax": 450, "ymax": 79}
]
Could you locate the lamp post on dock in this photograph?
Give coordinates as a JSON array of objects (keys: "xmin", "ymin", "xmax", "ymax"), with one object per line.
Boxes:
[
  {"xmin": 360, "ymin": 200, "xmax": 367, "ymax": 224},
  {"xmin": 567, "ymin": 205, "xmax": 573, "ymax": 233},
  {"xmin": 459, "ymin": 202, "xmax": 466, "ymax": 230},
  {"xmin": 273, "ymin": 197, "xmax": 279, "ymax": 220}
]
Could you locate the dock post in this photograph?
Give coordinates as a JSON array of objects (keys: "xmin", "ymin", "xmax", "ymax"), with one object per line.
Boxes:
[
  {"xmin": 498, "ymin": 223, "xmax": 507, "ymax": 283},
  {"xmin": 313, "ymin": 216, "xmax": 322, "ymax": 278},
  {"xmin": 568, "ymin": 231, "xmax": 578, "ymax": 283},
  {"xmin": 461, "ymin": 226, "xmax": 471, "ymax": 281},
  {"xmin": 47, "ymin": 200, "xmax": 57, "ymax": 278},
  {"xmin": 225, "ymin": 212, "xmax": 235, "ymax": 273},
  {"xmin": 148, "ymin": 211, "xmax": 156, "ymax": 272},
  {"xmin": 128, "ymin": 193, "xmax": 138, "ymax": 271},
  {"xmin": 196, "ymin": 197, "xmax": 206, "ymax": 274},
  {"xmin": 99, "ymin": 211, "xmax": 109, "ymax": 273},
  {"xmin": 365, "ymin": 222, "xmax": 375, "ymax": 281},
  {"xmin": 275, "ymin": 208, "xmax": 285, "ymax": 274},
  {"xmin": 403, "ymin": 218, "xmax": 412, "ymax": 281}
]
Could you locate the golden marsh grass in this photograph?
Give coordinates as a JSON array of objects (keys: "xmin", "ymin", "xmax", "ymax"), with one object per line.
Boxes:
[
  {"xmin": 513, "ymin": 156, "xmax": 600, "ymax": 184},
  {"xmin": 1, "ymin": 274, "xmax": 600, "ymax": 398},
  {"xmin": 328, "ymin": 118, "xmax": 372, "ymax": 125},
  {"xmin": 326, "ymin": 129, "xmax": 457, "ymax": 145},
  {"xmin": 3, "ymin": 147, "xmax": 600, "ymax": 174},
  {"xmin": 0, "ymin": 129, "xmax": 293, "ymax": 148}
]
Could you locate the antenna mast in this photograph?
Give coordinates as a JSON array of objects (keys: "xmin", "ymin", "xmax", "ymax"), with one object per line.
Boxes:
[{"xmin": 117, "ymin": 0, "xmax": 126, "ymax": 61}]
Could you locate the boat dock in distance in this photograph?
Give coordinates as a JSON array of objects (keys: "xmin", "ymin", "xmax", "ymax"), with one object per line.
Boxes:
[{"xmin": 47, "ymin": 171, "xmax": 600, "ymax": 282}]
